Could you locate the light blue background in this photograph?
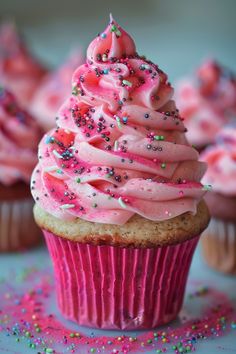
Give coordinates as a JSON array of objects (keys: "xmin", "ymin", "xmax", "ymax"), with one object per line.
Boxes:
[{"xmin": 0, "ymin": 0, "xmax": 236, "ymax": 82}]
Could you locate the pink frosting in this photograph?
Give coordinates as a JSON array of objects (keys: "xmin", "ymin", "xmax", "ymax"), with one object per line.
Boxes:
[
  {"xmin": 0, "ymin": 22, "xmax": 47, "ymax": 108},
  {"xmin": 0, "ymin": 87, "xmax": 42, "ymax": 185},
  {"xmin": 201, "ymin": 126, "xmax": 236, "ymax": 196},
  {"xmin": 31, "ymin": 19, "xmax": 207, "ymax": 225},
  {"xmin": 175, "ymin": 60, "xmax": 236, "ymax": 147},
  {"xmin": 30, "ymin": 50, "xmax": 84, "ymax": 132}
]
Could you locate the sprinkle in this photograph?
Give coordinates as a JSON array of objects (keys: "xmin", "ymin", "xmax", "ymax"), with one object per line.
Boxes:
[
  {"xmin": 118, "ymin": 197, "xmax": 127, "ymax": 208},
  {"xmin": 93, "ymin": 203, "xmax": 98, "ymax": 208},
  {"xmin": 72, "ymin": 86, "xmax": 80, "ymax": 96},
  {"xmin": 115, "ymin": 115, "xmax": 122, "ymax": 129},
  {"xmin": 114, "ymin": 141, "xmax": 119, "ymax": 151},
  {"xmin": 44, "ymin": 166, "xmax": 58, "ymax": 172},
  {"xmin": 101, "ymin": 33, "xmax": 107, "ymax": 39},
  {"xmin": 103, "ymin": 69, "xmax": 109, "ymax": 74},
  {"xmin": 53, "ymin": 150, "xmax": 63, "ymax": 159},
  {"xmin": 154, "ymin": 135, "xmax": 164, "ymax": 141},
  {"xmin": 45, "ymin": 349, "xmax": 54, "ymax": 354},
  {"xmin": 110, "ymin": 24, "xmax": 121, "ymax": 37},
  {"xmin": 76, "ymin": 178, "xmax": 81, "ymax": 183},
  {"xmin": 45, "ymin": 136, "xmax": 54, "ymax": 144},
  {"xmin": 122, "ymin": 79, "xmax": 132, "ymax": 87},
  {"xmin": 122, "ymin": 116, "xmax": 128, "ymax": 123},
  {"xmin": 144, "ymin": 113, "xmax": 149, "ymax": 119},
  {"xmin": 161, "ymin": 163, "xmax": 166, "ymax": 169},
  {"xmin": 60, "ymin": 204, "xmax": 75, "ymax": 209},
  {"xmin": 202, "ymin": 184, "xmax": 212, "ymax": 191}
]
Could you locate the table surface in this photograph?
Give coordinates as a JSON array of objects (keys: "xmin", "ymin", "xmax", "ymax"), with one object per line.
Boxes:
[{"xmin": 0, "ymin": 242, "xmax": 235, "ymax": 354}]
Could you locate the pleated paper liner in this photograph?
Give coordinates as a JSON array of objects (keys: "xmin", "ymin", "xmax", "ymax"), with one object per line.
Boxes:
[
  {"xmin": 0, "ymin": 198, "xmax": 42, "ymax": 252},
  {"xmin": 44, "ymin": 230, "xmax": 199, "ymax": 330},
  {"xmin": 201, "ymin": 218, "xmax": 236, "ymax": 275}
]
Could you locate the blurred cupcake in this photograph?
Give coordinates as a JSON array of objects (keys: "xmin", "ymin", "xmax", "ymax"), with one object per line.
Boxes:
[
  {"xmin": 0, "ymin": 87, "xmax": 42, "ymax": 251},
  {"xmin": 175, "ymin": 59, "xmax": 236, "ymax": 152},
  {"xmin": 31, "ymin": 18, "xmax": 210, "ymax": 329},
  {"xmin": 201, "ymin": 126, "xmax": 236, "ymax": 274},
  {"xmin": 0, "ymin": 22, "xmax": 47, "ymax": 108},
  {"xmin": 30, "ymin": 49, "xmax": 84, "ymax": 132}
]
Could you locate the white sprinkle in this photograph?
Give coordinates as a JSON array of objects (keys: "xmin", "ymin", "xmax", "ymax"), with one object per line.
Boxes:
[
  {"xmin": 122, "ymin": 79, "xmax": 132, "ymax": 87},
  {"xmin": 114, "ymin": 140, "xmax": 119, "ymax": 151},
  {"xmin": 53, "ymin": 150, "xmax": 63, "ymax": 159},
  {"xmin": 44, "ymin": 166, "xmax": 58, "ymax": 172},
  {"xmin": 115, "ymin": 115, "xmax": 122, "ymax": 129},
  {"xmin": 60, "ymin": 204, "xmax": 75, "ymax": 209},
  {"xmin": 118, "ymin": 197, "xmax": 127, "ymax": 209},
  {"xmin": 70, "ymin": 146, "xmax": 76, "ymax": 150},
  {"xmin": 64, "ymin": 129, "xmax": 70, "ymax": 134}
]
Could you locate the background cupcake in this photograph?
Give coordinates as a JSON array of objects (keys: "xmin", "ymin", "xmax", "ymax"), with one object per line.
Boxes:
[
  {"xmin": 30, "ymin": 49, "xmax": 84, "ymax": 132},
  {"xmin": 201, "ymin": 125, "xmax": 236, "ymax": 274},
  {"xmin": 0, "ymin": 22, "xmax": 47, "ymax": 108},
  {"xmin": 175, "ymin": 59, "xmax": 236, "ymax": 152},
  {"xmin": 31, "ymin": 18, "xmax": 210, "ymax": 330},
  {"xmin": 0, "ymin": 87, "xmax": 42, "ymax": 251}
]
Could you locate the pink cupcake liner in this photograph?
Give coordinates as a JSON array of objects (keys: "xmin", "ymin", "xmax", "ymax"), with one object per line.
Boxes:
[
  {"xmin": 201, "ymin": 218, "xmax": 236, "ymax": 274},
  {"xmin": 0, "ymin": 198, "xmax": 41, "ymax": 252},
  {"xmin": 44, "ymin": 230, "xmax": 199, "ymax": 330}
]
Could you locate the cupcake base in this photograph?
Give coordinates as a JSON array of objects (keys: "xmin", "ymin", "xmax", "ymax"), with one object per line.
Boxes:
[
  {"xmin": 44, "ymin": 230, "xmax": 199, "ymax": 330},
  {"xmin": 201, "ymin": 218, "xmax": 236, "ymax": 275},
  {"xmin": 0, "ymin": 198, "xmax": 41, "ymax": 252}
]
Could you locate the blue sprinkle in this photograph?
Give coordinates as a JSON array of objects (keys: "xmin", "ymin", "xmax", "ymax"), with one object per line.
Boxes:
[
  {"xmin": 103, "ymin": 69, "xmax": 109, "ymax": 75},
  {"xmin": 101, "ymin": 33, "xmax": 107, "ymax": 39},
  {"xmin": 45, "ymin": 136, "xmax": 53, "ymax": 144},
  {"xmin": 122, "ymin": 117, "xmax": 128, "ymax": 123}
]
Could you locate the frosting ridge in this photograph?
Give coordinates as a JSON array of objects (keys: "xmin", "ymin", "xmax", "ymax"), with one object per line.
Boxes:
[{"xmin": 31, "ymin": 19, "xmax": 207, "ymax": 224}]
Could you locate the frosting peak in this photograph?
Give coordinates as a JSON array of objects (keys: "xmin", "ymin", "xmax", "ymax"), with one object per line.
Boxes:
[
  {"xmin": 87, "ymin": 18, "xmax": 136, "ymax": 63},
  {"xmin": 31, "ymin": 20, "xmax": 207, "ymax": 225}
]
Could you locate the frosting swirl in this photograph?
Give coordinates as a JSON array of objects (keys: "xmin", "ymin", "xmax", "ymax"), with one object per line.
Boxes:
[
  {"xmin": 31, "ymin": 19, "xmax": 207, "ymax": 225},
  {"xmin": 0, "ymin": 22, "xmax": 46, "ymax": 107},
  {"xmin": 201, "ymin": 126, "xmax": 236, "ymax": 196},
  {"xmin": 0, "ymin": 87, "xmax": 42, "ymax": 185},
  {"xmin": 175, "ymin": 60, "xmax": 236, "ymax": 147}
]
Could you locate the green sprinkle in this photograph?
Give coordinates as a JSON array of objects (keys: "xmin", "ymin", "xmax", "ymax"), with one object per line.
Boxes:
[
  {"xmin": 36, "ymin": 327, "xmax": 41, "ymax": 333},
  {"xmin": 25, "ymin": 331, "xmax": 31, "ymax": 337},
  {"xmin": 16, "ymin": 338, "xmax": 20, "ymax": 342},
  {"xmin": 147, "ymin": 339, "xmax": 152, "ymax": 344},
  {"xmin": 45, "ymin": 349, "xmax": 54, "ymax": 354},
  {"xmin": 90, "ymin": 349, "xmax": 96, "ymax": 353},
  {"xmin": 70, "ymin": 333, "xmax": 75, "ymax": 338},
  {"xmin": 202, "ymin": 184, "xmax": 212, "ymax": 191},
  {"xmin": 76, "ymin": 178, "xmax": 81, "ymax": 183},
  {"xmin": 154, "ymin": 135, "xmax": 164, "ymax": 141},
  {"xmin": 93, "ymin": 203, "xmax": 98, "ymax": 208},
  {"xmin": 161, "ymin": 163, "xmax": 166, "ymax": 169},
  {"xmin": 72, "ymin": 86, "xmax": 80, "ymax": 96}
]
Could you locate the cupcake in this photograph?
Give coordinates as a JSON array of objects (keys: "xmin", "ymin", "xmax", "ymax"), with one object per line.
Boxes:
[
  {"xmin": 0, "ymin": 22, "xmax": 47, "ymax": 108},
  {"xmin": 31, "ymin": 18, "xmax": 210, "ymax": 329},
  {"xmin": 30, "ymin": 49, "xmax": 84, "ymax": 132},
  {"xmin": 201, "ymin": 126, "xmax": 236, "ymax": 274},
  {"xmin": 175, "ymin": 59, "xmax": 236, "ymax": 152},
  {"xmin": 0, "ymin": 87, "xmax": 42, "ymax": 251}
]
